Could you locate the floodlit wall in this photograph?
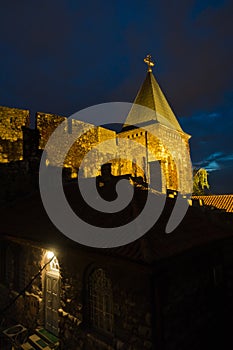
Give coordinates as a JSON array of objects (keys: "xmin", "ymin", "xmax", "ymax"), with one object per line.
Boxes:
[{"xmin": 0, "ymin": 106, "xmax": 30, "ymax": 162}]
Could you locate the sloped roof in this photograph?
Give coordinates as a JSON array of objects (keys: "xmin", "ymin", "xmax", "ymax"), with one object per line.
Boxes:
[
  {"xmin": 192, "ymin": 195, "xmax": 233, "ymax": 213},
  {"xmin": 0, "ymin": 181, "xmax": 232, "ymax": 265},
  {"xmin": 123, "ymin": 72, "xmax": 183, "ymax": 132}
]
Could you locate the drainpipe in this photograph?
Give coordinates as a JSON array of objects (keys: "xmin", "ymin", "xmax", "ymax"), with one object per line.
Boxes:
[{"xmin": 145, "ymin": 131, "xmax": 150, "ymax": 186}]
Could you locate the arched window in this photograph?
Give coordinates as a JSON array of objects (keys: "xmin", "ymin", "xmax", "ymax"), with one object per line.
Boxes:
[
  {"xmin": 49, "ymin": 255, "xmax": 59, "ymax": 273},
  {"xmin": 89, "ymin": 269, "xmax": 113, "ymax": 334}
]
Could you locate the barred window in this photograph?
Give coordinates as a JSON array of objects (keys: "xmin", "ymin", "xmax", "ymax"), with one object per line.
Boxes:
[{"xmin": 89, "ymin": 269, "xmax": 113, "ymax": 334}]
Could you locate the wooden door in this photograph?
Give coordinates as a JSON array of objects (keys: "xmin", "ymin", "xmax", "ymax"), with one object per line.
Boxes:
[{"xmin": 45, "ymin": 272, "xmax": 60, "ymax": 336}]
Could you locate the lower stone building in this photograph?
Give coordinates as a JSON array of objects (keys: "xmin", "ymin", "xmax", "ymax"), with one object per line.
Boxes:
[{"xmin": 0, "ymin": 176, "xmax": 233, "ymax": 350}]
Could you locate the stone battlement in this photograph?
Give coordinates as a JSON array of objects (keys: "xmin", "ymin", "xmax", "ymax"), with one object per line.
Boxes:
[
  {"xmin": 0, "ymin": 103, "xmax": 192, "ymax": 195},
  {"xmin": 0, "ymin": 106, "xmax": 117, "ymax": 177},
  {"xmin": 0, "ymin": 106, "xmax": 30, "ymax": 163}
]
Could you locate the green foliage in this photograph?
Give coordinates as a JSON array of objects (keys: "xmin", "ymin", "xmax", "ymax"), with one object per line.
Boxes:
[{"xmin": 193, "ymin": 168, "xmax": 210, "ymax": 195}]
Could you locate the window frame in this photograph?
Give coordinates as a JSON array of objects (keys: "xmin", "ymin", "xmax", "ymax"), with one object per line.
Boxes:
[{"xmin": 88, "ymin": 268, "xmax": 114, "ymax": 335}]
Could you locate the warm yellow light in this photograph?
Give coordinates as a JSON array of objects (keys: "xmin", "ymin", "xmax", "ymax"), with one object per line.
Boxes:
[{"xmin": 47, "ymin": 251, "xmax": 54, "ymax": 259}]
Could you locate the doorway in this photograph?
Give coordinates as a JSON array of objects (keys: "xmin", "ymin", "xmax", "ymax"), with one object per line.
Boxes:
[{"xmin": 44, "ymin": 252, "xmax": 60, "ymax": 336}]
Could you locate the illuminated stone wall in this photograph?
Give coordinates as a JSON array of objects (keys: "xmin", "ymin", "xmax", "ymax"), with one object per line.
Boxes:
[
  {"xmin": 36, "ymin": 112, "xmax": 66, "ymax": 149},
  {"xmin": 64, "ymin": 122, "xmax": 117, "ymax": 178},
  {"xmin": 117, "ymin": 124, "xmax": 191, "ymax": 194},
  {"xmin": 146, "ymin": 124, "xmax": 192, "ymax": 194},
  {"xmin": 0, "ymin": 106, "xmax": 30, "ymax": 163},
  {"xmin": 0, "ymin": 106, "xmax": 191, "ymax": 194},
  {"xmin": 36, "ymin": 112, "xmax": 117, "ymax": 178},
  {"xmin": 116, "ymin": 130, "xmax": 148, "ymax": 179}
]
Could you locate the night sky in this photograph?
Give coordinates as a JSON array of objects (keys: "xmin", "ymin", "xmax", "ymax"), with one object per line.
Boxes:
[{"xmin": 0, "ymin": 0, "xmax": 232, "ymax": 194}]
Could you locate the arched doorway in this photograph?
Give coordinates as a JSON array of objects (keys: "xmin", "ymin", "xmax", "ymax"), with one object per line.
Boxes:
[{"xmin": 43, "ymin": 251, "xmax": 60, "ymax": 336}]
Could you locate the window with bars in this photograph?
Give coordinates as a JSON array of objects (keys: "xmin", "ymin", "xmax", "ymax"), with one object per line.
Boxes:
[{"xmin": 88, "ymin": 268, "xmax": 113, "ymax": 334}]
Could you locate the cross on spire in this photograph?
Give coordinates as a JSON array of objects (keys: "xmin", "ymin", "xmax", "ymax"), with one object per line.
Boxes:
[{"xmin": 144, "ymin": 54, "xmax": 155, "ymax": 72}]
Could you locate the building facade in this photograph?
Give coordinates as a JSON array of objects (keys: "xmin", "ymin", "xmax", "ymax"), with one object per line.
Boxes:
[
  {"xmin": 0, "ymin": 59, "xmax": 191, "ymax": 195},
  {"xmin": 0, "ymin": 58, "xmax": 232, "ymax": 349}
]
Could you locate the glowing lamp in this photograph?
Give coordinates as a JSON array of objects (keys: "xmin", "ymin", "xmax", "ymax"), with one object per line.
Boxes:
[{"xmin": 47, "ymin": 251, "xmax": 54, "ymax": 259}]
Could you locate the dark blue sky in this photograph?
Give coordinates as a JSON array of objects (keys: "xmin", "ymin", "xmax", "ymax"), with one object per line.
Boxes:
[{"xmin": 0, "ymin": 0, "xmax": 232, "ymax": 193}]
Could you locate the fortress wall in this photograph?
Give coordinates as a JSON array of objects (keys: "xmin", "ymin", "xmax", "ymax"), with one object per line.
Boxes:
[
  {"xmin": 37, "ymin": 113, "xmax": 117, "ymax": 178},
  {"xmin": 0, "ymin": 106, "xmax": 30, "ymax": 162},
  {"xmin": 147, "ymin": 124, "xmax": 191, "ymax": 193},
  {"xmin": 117, "ymin": 129, "xmax": 147, "ymax": 178},
  {"xmin": 146, "ymin": 125, "xmax": 178, "ymax": 192},
  {"xmin": 117, "ymin": 125, "xmax": 191, "ymax": 193},
  {"xmin": 65, "ymin": 124, "xmax": 117, "ymax": 177},
  {"xmin": 0, "ymin": 105, "xmax": 192, "ymax": 194},
  {"xmin": 36, "ymin": 112, "xmax": 66, "ymax": 149}
]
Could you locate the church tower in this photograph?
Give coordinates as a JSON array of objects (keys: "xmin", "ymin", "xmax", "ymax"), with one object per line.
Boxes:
[{"xmin": 118, "ymin": 55, "xmax": 192, "ymax": 194}]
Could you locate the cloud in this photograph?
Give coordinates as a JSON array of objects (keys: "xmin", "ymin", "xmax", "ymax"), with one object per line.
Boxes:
[
  {"xmin": 205, "ymin": 161, "xmax": 220, "ymax": 171},
  {"xmin": 193, "ymin": 151, "xmax": 233, "ymax": 171}
]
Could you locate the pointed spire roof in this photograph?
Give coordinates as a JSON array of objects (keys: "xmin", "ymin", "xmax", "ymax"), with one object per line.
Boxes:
[{"xmin": 123, "ymin": 56, "xmax": 183, "ymax": 132}]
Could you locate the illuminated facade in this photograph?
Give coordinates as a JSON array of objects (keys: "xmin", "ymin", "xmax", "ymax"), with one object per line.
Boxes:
[
  {"xmin": 1, "ymin": 57, "xmax": 233, "ymax": 350},
  {"xmin": 0, "ymin": 106, "xmax": 29, "ymax": 163},
  {"xmin": 0, "ymin": 181, "xmax": 233, "ymax": 350},
  {"xmin": 0, "ymin": 56, "xmax": 191, "ymax": 194}
]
